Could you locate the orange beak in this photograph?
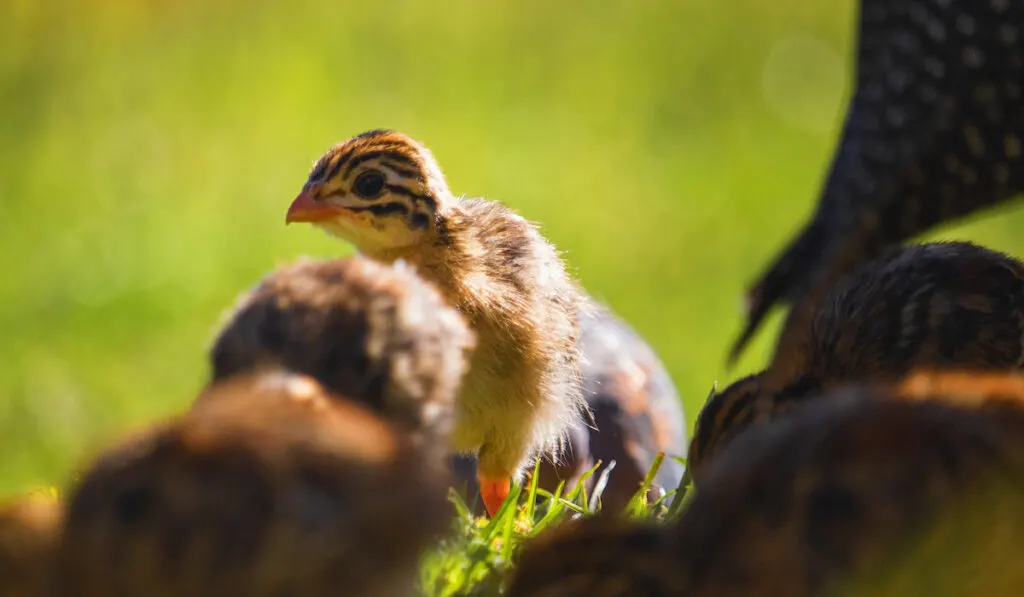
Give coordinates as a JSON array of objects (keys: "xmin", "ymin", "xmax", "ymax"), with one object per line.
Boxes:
[{"xmin": 285, "ymin": 189, "xmax": 344, "ymax": 224}]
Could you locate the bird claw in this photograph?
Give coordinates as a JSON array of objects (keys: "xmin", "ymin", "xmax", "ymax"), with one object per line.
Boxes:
[{"xmin": 479, "ymin": 475, "xmax": 511, "ymax": 517}]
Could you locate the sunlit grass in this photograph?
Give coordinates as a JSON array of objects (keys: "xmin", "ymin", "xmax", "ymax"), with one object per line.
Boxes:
[{"xmin": 420, "ymin": 456, "xmax": 690, "ymax": 597}]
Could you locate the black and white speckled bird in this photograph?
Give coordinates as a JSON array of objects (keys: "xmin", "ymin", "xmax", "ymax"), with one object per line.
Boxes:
[{"xmin": 730, "ymin": 0, "xmax": 1024, "ymax": 363}]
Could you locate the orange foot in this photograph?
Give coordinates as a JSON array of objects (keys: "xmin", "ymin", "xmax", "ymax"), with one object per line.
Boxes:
[{"xmin": 479, "ymin": 474, "xmax": 511, "ymax": 517}]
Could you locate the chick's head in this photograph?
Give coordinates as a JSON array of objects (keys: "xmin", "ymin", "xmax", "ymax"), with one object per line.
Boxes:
[
  {"xmin": 286, "ymin": 129, "xmax": 452, "ymax": 255},
  {"xmin": 687, "ymin": 372, "xmax": 764, "ymax": 478}
]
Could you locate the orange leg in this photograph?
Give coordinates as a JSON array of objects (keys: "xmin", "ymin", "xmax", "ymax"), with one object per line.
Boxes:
[{"xmin": 479, "ymin": 474, "xmax": 511, "ymax": 517}]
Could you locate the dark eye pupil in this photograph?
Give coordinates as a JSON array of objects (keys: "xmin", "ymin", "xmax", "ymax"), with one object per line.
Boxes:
[{"xmin": 354, "ymin": 172, "xmax": 385, "ymax": 198}]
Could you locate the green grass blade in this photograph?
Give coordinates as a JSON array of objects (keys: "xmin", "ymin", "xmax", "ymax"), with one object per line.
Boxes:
[
  {"xmin": 625, "ymin": 452, "xmax": 665, "ymax": 518},
  {"xmin": 448, "ymin": 488, "xmax": 475, "ymax": 523},
  {"xmin": 500, "ymin": 500, "xmax": 516, "ymax": 561},
  {"xmin": 524, "ymin": 458, "xmax": 541, "ymax": 522},
  {"xmin": 532, "ymin": 480, "xmax": 567, "ymax": 535},
  {"xmin": 666, "ymin": 457, "xmax": 693, "ymax": 521},
  {"xmin": 556, "ymin": 498, "xmax": 587, "ymax": 515}
]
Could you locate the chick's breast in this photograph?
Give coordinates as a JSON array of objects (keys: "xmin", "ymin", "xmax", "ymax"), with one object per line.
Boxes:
[
  {"xmin": 451, "ymin": 302, "xmax": 688, "ymax": 513},
  {"xmin": 444, "ymin": 199, "xmax": 585, "ymax": 481}
]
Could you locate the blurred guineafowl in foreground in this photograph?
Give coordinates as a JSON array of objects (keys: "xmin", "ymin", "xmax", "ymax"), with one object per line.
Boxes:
[
  {"xmin": 54, "ymin": 373, "xmax": 450, "ymax": 597},
  {"xmin": 731, "ymin": 0, "xmax": 1024, "ymax": 363},
  {"xmin": 510, "ymin": 372, "xmax": 1024, "ymax": 597},
  {"xmin": 0, "ymin": 490, "xmax": 61, "ymax": 597}
]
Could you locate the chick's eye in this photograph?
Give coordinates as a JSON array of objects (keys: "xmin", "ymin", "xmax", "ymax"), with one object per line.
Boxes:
[{"xmin": 353, "ymin": 171, "xmax": 386, "ymax": 198}]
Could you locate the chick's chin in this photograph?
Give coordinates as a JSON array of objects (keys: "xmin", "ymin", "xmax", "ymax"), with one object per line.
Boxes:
[{"xmin": 314, "ymin": 215, "xmax": 424, "ymax": 257}]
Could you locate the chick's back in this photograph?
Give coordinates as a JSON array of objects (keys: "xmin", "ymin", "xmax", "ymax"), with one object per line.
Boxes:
[{"xmin": 772, "ymin": 241, "xmax": 1024, "ymax": 388}]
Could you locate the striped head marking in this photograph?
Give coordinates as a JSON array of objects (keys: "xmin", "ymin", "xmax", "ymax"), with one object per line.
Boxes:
[{"xmin": 286, "ymin": 129, "xmax": 450, "ymax": 253}]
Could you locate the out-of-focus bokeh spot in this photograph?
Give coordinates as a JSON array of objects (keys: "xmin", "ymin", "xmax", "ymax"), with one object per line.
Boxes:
[
  {"xmin": 761, "ymin": 35, "xmax": 847, "ymax": 134},
  {"xmin": 2, "ymin": 0, "xmax": 1023, "ymax": 495}
]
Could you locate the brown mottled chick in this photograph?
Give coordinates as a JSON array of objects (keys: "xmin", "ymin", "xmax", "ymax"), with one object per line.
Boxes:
[
  {"xmin": 285, "ymin": 129, "xmax": 586, "ymax": 516},
  {"xmin": 731, "ymin": 0, "xmax": 1024, "ymax": 362},
  {"xmin": 770, "ymin": 241, "xmax": 1024, "ymax": 387},
  {"xmin": 205, "ymin": 255, "xmax": 474, "ymax": 463},
  {"xmin": 452, "ymin": 301, "xmax": 688, "ymax": 513},
  {"xmin": 512, "ymin": 376, "xmax": 1024, "ymax": 597},
  {"xmin": 691, "ymin": 240, "xmax": 1024, "ymax": 476},
  {"xmin": 507, "ymin": 516, "xmax": 681, "ymax": 597},
  {"xmin": 54, "ymin": 372, "xmax": 450, "ymax": 597},
  {"xmin": 0, "ymin": 490, "xmax": 61, "ymax": 597}
]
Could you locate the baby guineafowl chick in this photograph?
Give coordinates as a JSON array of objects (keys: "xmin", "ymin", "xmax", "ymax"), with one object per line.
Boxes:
[
  {"xmin": 205, "ymin": 255, "xmax": 474, "ymax": 460},
  {"xmin": 731, "ymin": 0, "xmax": 1024, "ymax": 362},
  {"xmin": 285, "ymin": 129, "xmax": 587, "ymax": 515},
  {"xmin": 691, "ymin": 240, "xmax": 1024, "ymax": 475},
  {"xmin": 54, "ymin": 372, "xmax": 450, "ymax": 597},
  {"xmin": 512, "ymin": 375, "xmax": 1024, "ymax": 597},
  {"xmin": 0, "ymin": 490, "xmax": 61, "ymax": 597}
]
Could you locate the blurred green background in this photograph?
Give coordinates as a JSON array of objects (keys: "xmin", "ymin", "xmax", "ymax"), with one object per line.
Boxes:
[{"xmin": 3, "ymin": 0, "xmax": 1024, "ymax": 496}]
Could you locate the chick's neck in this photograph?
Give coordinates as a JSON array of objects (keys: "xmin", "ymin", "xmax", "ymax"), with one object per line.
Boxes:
[{"xmin": 357, "ymin": 208, "xmax": 476, "ymax": 313}]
